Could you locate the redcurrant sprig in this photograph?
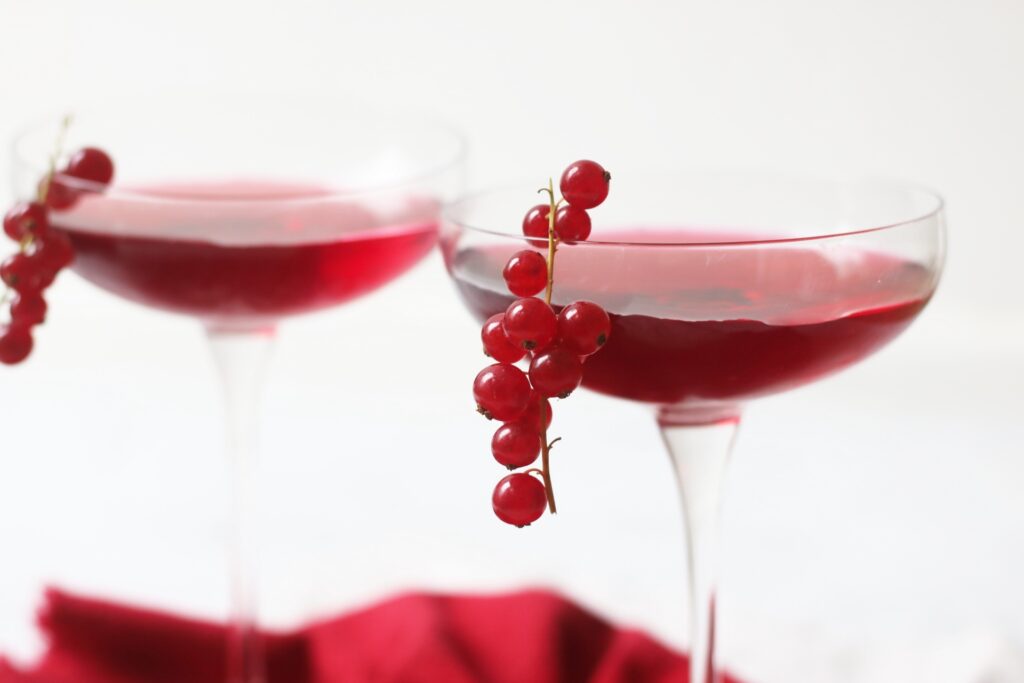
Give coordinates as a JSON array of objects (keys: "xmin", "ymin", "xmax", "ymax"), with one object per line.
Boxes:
[
  {"xmin": 473, "ymin": 160, "xmax": 613, "ymax": 527},
  {"xmin": 0, "ymin": 117, "xmax": 115, "ymax": 365}
]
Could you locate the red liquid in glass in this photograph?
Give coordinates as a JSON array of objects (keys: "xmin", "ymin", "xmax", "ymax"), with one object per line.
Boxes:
[
  {"xmin": 53, "ymin": 181, "xmax": 439, "ymax": 328},
  {"xmin": 448, "ymin": 233, "xmax": 933, "ymax": 405}
]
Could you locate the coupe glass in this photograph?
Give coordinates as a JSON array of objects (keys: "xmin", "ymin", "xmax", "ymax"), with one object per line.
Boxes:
[
  {"xmin": 441, "ymin": 172, "xmax": 945, "ymax": 683},
  {"xmin": 10, "ymin": 98, "xmax": 465, "ymax": 683}
]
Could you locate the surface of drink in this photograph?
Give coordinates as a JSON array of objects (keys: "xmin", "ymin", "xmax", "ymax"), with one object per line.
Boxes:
[
  {"xmin": 448, "ymin": 230, "xmax": 934, "ymax": 405},
  {"xmin": 53, "ymin": 180, "xmax": 439, "ymax": 328}
]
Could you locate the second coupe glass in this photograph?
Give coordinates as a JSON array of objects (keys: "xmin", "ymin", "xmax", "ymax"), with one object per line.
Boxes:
[{"xmin": 11, "ymin": 98, "xmax": 466, "ymax": 683}]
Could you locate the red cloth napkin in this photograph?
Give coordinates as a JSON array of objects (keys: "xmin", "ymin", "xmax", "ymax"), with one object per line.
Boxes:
[{"xmin": 0, "ymin": 589, "xmax": 743, "ymax": 683}]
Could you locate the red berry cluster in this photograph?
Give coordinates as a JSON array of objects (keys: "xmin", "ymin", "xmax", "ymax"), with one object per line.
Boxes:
[
  {"xmin": 473, "ymin": 160, "xmax": 612, "ymax": 527},
  {"xmin": 0, "ymin": 147, "xmax": 115, "ymax": 365}
]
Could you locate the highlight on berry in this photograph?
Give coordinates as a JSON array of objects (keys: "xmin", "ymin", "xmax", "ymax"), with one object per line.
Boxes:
[{"xmin": 471, "ymin": 160, "xmax": 613, "ymax": 527}]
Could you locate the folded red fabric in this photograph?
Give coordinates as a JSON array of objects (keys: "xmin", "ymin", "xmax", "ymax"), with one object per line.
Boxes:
[{"xmin": 0, "ymin": 589, "xmax": 741, "ymax": 683}]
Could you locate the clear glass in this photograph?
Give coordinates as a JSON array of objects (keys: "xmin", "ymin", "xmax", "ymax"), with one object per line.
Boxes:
[
  {"xmin": 441, "ymin": 171, "xmax": 945, "ymax": 683},
  {"xmin": 10, "ymin": 98, "xmax": 465, "ymax": 683}
]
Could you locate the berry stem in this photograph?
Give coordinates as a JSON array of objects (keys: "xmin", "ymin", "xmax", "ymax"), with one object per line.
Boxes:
[
  {"xmin": 537, "ymin": 177, "xmax": 562, "ymax": 514},
  {"xmin": 544, "ymin": 178, "xmax": 558, "ymax": 306},
  {"xmin": 36, "ymin": 115, "xmax": 73, "ymax": 204},
  {"xmin": 539, "ymin": 412, "xmax": 557, "ymax": 514}
]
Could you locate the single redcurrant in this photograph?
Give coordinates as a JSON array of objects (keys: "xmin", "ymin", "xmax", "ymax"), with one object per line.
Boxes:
[
  {"xmin": 481, "ymin": 314, "xmax": 525, "ymax": 364},
  {"xmin": 558, "ymin": 301, "xmax": 611, "ymax": 356},
  {"xmin": 10, "ymin": 292, "xmax": 47, "ymax": 326},
  {"xmin": 522, "ymin": 204, "xmax": 551, "ymax": 241},
  {"xmin": 554, "ymin": 205, "xmax": 592, "ymax": 243},
  {"xmin": 503, "ymin": 298, "xmax": 557, "ymax": 351},
  {"xmin": 65, "ymin": 147, "xmax": 115, "ymax": 185},
  {"xmin": 560, "ymin": 160, "xmax": 610, "ymax": 209},
  {"xmin": 491, "ymin": 421, "xmax": 541, "ymax": 469},
  {"xmin": 492, "ymin": 472, "xmax": 548, "ymax": 527},
  {"xmin": 3, "ymin": 202, "xmax": 48, "ymax": 242},
  {"xmin": 34, "ymin": 231, "xmax": 74, "ymax": 273},
  {"xmin": 519, "ymin": 391, "xmax": 553, "ymax": 431},
  {"xmin": 1, "ymin": 253, "xmax": 46, "ymax": 293},
  {"xmin": 502, "ymin": 250, "xmax": 547, "ymax": 297},
  {"xmin": 36, "ymin": 265, "xmax": 58, "ymax": 290},
  {"xmin": 0, "ymin": 325, "xmax": 33, "ymax": 365},
  {"xmin": 473, "ymin": 363, "xmax": 532, "ymax": 421},
  {"xmin": 529, "ymin": 346, "xmax": 583, "ymax": 398},
  {"xmin": 41, "ymin": 176, "xmax": 78, "ymax": 211}
]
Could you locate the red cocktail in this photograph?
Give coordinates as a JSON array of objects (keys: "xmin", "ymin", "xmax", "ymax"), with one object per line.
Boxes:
[
  {"xmin": 442, "ymin": 172, "xmax": 945, "ymax": 683},
  {"xmin": 53, "ymin": 181, "xmax": 439, "ymax": 330},
  {"xmin": 452, "ymin": 236, "xmax": 932, "ymax": 405},
  {"xmin": 11, "ymin": 99, "xmax": 465, "ymax": 683}
]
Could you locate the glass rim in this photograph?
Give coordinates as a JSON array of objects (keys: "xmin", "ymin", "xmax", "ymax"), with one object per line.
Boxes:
[
  {"xmin": 444, "ymin": 172, "xmax": 945, "ymax": 248},
  {"xmin": 9, "ymin": 98, "xmax": 468, "ymax": 206}
]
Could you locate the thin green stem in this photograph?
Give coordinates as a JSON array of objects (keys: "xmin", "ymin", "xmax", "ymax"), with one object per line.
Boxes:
[
  {"xmin": 539, "ymin": 404, "xmax": 556, "ymax": 513},
  {"xmin": 36, "ymin": 114, "xmax": 72, "ymax": 204},
  {"xmin": 544, "ymin": 178, "xmax": 558, "ymax": 306},
  {"xmin": 536, "ymin": 177, "xmax": 561, "ymax": 513}
]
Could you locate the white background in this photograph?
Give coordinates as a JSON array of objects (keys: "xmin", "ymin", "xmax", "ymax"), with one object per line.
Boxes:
[{"xmin": 0, "ymin": 1, "xmax": 1022, "ymax": 682}]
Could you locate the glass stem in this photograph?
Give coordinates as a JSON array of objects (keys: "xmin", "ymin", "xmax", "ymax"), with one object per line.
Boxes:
[
  {"xmin": 658, "ymin": 405, "xmax": 740, "ymax": 683},
  {"xmin": 207, "ymin": 328, "xmax": 275, "ymax": 683}
]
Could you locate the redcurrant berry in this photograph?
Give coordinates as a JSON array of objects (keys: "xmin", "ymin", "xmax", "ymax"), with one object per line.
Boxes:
[
  {"xmin": 529, "ymin": 346, "xmax": 583, "ymax": 398},
  {"xmin": 492, "ymin": 473, "xmax": 547, "ymax": 527},
  {"xmin": 481, "ymin": 314, "xmax": 525, "ymax": 364},
  {"xmin": 0, "ymin": 325, "xmax": 33, "ymax": 365},
  {"xmin": 491, "ymin": 421, "xmax": 541, "ymax": 469},
  {"xmin": 522, "ymin": 204, "xmax": 551, "ymax": 241},
  {"xmin": 473, "ymin": 363, "xmax": 532, "ymax": 421},
  {"xmin": 34, "ymin": 231, "xmax": 74, "ymax": 273},
  {"xmin": 519, "ymin": 392, "xmax": 553, "ymax": 431},
  {"xmin": 560, "ymin": 160, "xmax": 610, "ymax": 209},
  {"xmin": 10, "ymin": 292, "xmax": 46, "ymax": 326},
  {"xmin": 1, "ymin": 253, "xmax": 46, "ymax": 293},
  {"xmin": 503, "ymin": 298, "xmax": 557, "ymax": 351},
  {"xmin": 36, "ymin": 266, "xmax": 58, "ymax": 289},
  {"xmin": 40, "ymin": 176, "xmax": 78, "ymax": 211},
  {"xmin": 558, "ymin": 301, "xmax": 611, "ymax": 356},
  {"xmin": 502, "ymin": 250, "xmax": 547, "ymax": 297},
  {"xmin": 3, "ymin": 202, "xmax": 48, "ymax": 242},
  {"xmin": 554, "ymin": 205, "xmax": 591, "ymax": 243},
  {"xmin": 65, "ymin": 147, "xmax": 115, "ymax": 185}
]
